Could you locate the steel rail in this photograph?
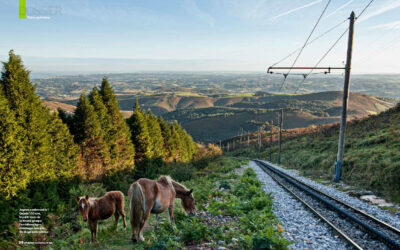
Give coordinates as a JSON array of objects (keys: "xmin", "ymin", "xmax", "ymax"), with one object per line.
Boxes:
[
  {"xmin": 254, "ymin": 160, "xmax": 400, "ymax": 249},
  {"xmin": 258, "ymin": 160, "xmax": 400, "ymax": 237},
  {"xmin": 254, "ymin": 161, "xmax": 362, "ymax": 249}
]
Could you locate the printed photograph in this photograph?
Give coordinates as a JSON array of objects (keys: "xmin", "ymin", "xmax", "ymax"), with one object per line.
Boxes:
[{"xmin": 0, "ymin": 0, "xmax": 400, "ymax": 249}]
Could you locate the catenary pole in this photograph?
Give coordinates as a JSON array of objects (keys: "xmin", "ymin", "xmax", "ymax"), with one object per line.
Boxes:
[
  {"xmin": 277, "ymin": 108, "xmax": 283, "ymax": 164},
  {"xmin": 270, "ymin": 121, "xmax": 273, "ymax": 162},
  {"xmin": 334, "ymin": 12, "xmax": 355, "ymax": 182}
]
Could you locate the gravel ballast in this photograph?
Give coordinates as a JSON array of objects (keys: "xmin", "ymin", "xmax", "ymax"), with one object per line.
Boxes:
[
  {"xmin": 259, "ymin": 160, "xmax": 400, "ymax": 230},
  {"xmin": 249, "ymin": 160, "xmax": 400, "ymax": 249},
  {"xmin": 248, "ymin": 161, "xmax": 349, "ymax": 249}
]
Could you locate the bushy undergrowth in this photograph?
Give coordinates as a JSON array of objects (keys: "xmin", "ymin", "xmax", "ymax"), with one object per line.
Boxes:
[{"xmin": 5, "ymin": 156, "xmax": 289, "ymax": 249}]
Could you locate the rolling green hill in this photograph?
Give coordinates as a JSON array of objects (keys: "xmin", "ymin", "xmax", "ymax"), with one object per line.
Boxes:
[
  {"xmin": 160, "ymin": 91, "xmax": 394, "ymax": 142},
  {"xmin": 46, "ymin": 91, "xmax": 395, "ymax": 143}
]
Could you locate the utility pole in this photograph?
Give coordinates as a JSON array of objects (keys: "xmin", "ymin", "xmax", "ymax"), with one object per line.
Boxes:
[
  {"xmin": 334, "ymin": 12, "xmax": 355, "ymax": 182},
  {"xmin": 241, "ymin": 128, "xmax": 244, "ymax": 145},
  {"xmin": 258, "ymin": 127, "xmax": 261, "ymax": 159},
  {"xmin": 277, "ymin": 108, "xmax": 283, "ymax": 164},
  {"xmin": 270, "ymin": 120, "xmax": 273, "ymax": 162}
]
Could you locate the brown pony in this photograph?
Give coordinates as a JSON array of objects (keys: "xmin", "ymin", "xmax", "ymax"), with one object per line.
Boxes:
[
  {"xmin": 76, "ymin": 191, "xmax": 127, "ymax": 242},
  {"xmin": 128, "ymin": 176, "xmax": 195, "ymax": 242}
]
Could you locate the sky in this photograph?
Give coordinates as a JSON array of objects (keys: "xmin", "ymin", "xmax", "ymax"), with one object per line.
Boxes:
[{"xmin": 0, "ymin": 0, "xmax": 400, "ymax": 75}]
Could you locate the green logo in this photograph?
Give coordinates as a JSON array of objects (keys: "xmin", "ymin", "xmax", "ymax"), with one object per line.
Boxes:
[{"xmin": 19, "ymin": 0, "xmax": 26, "ymax": 19}]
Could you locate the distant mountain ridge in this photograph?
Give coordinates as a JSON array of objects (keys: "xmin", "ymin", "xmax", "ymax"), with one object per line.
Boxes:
[
  {"xmin": 45, "ymin": 90, "xmax": 396, "ymax": 143},
  {"xmin": 35, "ymin": 73, "xmax": 400, "ymax": 99}
]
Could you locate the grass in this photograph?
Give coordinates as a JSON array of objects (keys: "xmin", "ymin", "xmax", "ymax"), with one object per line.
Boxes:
[
  {"xmin": 174, "ymin": 92, "xmax": 204, "ymax": 97},
  {"xmin": 9, "ymin": 157, "xmax": 290, "ymax": 249},
  {"xmin": 220, "ymin": 93, "xmax": 254, "ymax": 98}
]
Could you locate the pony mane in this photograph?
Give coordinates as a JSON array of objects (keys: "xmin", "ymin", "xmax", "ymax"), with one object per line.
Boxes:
[
  {"xmin": 79, "ymin": 196, "xmax": 97, "ymax": 207},
  {"xmin": 158, "ymin": 176, "xmax": 175, "ymax": 193},
  {"xmin": 173, "ymin": 180, "xmax": 189, "ymax": 192},
  {"xmin": 89, "ymin": 198, "xmax": 96, "ymax": 207}
]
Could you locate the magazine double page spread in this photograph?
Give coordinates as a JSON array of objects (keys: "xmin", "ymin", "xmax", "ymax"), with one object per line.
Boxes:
[{"xmin": 1, "ymin": 1, "xmax": 400, "ymax": 249}]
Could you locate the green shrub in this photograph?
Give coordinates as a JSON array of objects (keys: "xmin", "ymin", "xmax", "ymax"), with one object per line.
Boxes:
[
  {"xmin": 193, "ymin": 157, "xmax": 212, "ymax": 170},
  {"xmin": 148, "ymin": 236, "xmax": 182, "ymax": 250},
  {"xmin": 170, "ymin": 164, "xmax": 196, "ymax": 182},
  {"xmin": 219, "ymin": 179, "xmax": 231, "ymax": 190},
  {"xmin": 180, "ymin": 217, "xmax": 210, "ymax": 244},
  {"xmin": 252, "ymin": 235, "xmax": 276, "ymax": 250},
  {"xmin": 68, "ymin": 183, "xmax": 107, "ymax": 203}
]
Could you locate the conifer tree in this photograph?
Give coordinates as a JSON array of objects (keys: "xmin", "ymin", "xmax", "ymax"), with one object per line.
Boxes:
[
  {"xmin": 0, "ymin": 50, "xmax": 78, "ymax": 196},
  {"xmin": 57, "ymin": 108, "xmax": 73, "ymax": 128},
  {"xmin": 99, "ymin": 78, "xmax": 135, "ymax": 170},
  {"xmin": 170, "ymin": 122, "xmax": 183, "ymax": 160},
  {"xmin": 181, "ymin": 128, "xmax": 197, "ymax": 161},
  {"xmin": 89, "ymin": 86, "xmax": 111, "ymax": 137},
  {"xmin": 100, "ymin": 77, "xmax": 119, "ymax": 119},
  {"xmin": 175, "ymin": 122, "xmax": 194, "ymax": 161},
  {"xmin": 146, "ymin": 110, "xmax": 164, "ymax": 159},
  {"xmin": 127, "ymin": 99, "xmax": 152, "ymax": 159},
  {"xmin": 47, "ymin": 112, "xmax": 79, "ymax": 178},
  {"xmin": 158, "ymin": 117, "xmax": 174, "ymax": 161},
  {"xmin": 71, "ymin": 93, "xmax": 109, "ymax": 178},
  {"xmin": 157, "ymin": 117, "xmax": 197, "ymax": 162},
  {"xmin": 1, "ymin": 51, "xmax": 51, "ymax": 181},
  {"xmin": 0, "ymin": 93, "xmax": 26, "ymax": 198}
]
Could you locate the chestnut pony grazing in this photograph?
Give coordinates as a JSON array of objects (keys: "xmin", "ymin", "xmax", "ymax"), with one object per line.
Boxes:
[
  {"xmin": 76, "ymin": 191, "xmax": 127, "ymax": 242},
  {"xmin": 128, "ymin": 176, "xmax": 195, "ymax": 242}
]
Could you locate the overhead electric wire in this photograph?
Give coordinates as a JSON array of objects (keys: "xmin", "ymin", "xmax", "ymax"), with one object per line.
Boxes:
[
  {"xmin": 270, "ymin": 18, "xmax": 347, "ymax": 68},
  {"xmin": 354, "ymin": 33, "xmax": 400, "ymax": 64},
  {"xmin": 279, "ymin": 0, "xmax": 332, "ymax": 91},
  {"xmin": 357, "ymin": 0, "xmax": 375, "ymax": 18},
  {"xmin": 293, "ymin": 0, "xmax": 376, "ymax": 93},
  {"xmin": 294, "ymin": 28, "xmax": 348, "ymax": 93},
  {"xmin": 269, "ymin": 0, "xmax": 375, "ymax": 93}
]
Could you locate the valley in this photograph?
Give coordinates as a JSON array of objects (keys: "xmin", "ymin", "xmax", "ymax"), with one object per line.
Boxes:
[{"xmin": 41, "ymin": 74, "xmax": 397, "ymax": 143}]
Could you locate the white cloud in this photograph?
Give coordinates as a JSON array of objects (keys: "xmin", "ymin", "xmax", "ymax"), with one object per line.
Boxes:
[
  {"xmin": 271, "ymin": 0, "xmax": 322, "ymax": 20},
  {"xmin": 368, "ymin": 20, "xmax": 400, "ymax": 30},
  {"xmin": 182, "ymin": 0, "xmax": 215, "ymax": 27},
  {"xmin": 359, "ymin": 0, "xmax": 400, "ymax": 22},
  {"xmin": 325, "ymin": 0, "xmax": 354, "ymax": 18}
]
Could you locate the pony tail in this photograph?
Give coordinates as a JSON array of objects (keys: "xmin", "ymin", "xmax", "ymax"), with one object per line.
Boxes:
[{"xmin": 128, "ymin": 182, "xmax": 144, "ymax": 239}]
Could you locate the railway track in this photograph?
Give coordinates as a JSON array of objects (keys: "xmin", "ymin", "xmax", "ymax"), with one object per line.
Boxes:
[{"xmin": 253, "ymin": 160, "xmax": 400, "ymax": 250}]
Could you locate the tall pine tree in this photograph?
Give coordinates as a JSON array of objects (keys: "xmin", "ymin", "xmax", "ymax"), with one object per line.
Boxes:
[
  {"xmin": 176, "ymin": 125, "xmax": 196, "ymax": 161},
  {"xmin": 0, "ymin": 92, "xmax": 25, "ymax": 198},
  {"xmin": 146, "ymin": 110, "xmax": 164, "ymax": 159},
  {"xmin": 99, "ymin": 78, "xmax": 135, "ymax": 170},
  {"xmin": 157, "ymin": 117, "xmax": 197, "ymax": 162},
  {"xmin": 71, "ymin": 93, "xmax": 109, "ymax": 179},
  {"xmin": 89, "ymin": 86, "xmax": 111, "ymax": 139},
  {"xmin": 158, "ymin": 117, "xmax": 175, "ymax": 161},
  {"xmin": 127, "ymin": 99, "xmax": 152, "ymax": 159},
  {"xmin": 0, "ymin": 50, "xmax": 78, "ymax": 197}
]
